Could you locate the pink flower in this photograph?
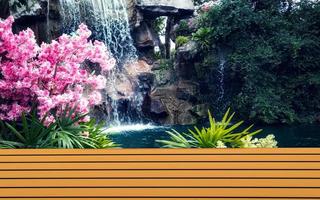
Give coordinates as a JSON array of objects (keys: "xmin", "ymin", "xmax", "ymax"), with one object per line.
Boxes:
[{"xmin": 0, "ymin": 16, "xmax": 115, "ymax": 125}]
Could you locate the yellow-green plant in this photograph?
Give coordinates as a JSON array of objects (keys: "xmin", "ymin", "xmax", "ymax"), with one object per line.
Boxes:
[
  {"xmin": 176, "ymin": 36, "xmax": 189, "ymax": 48},
  {"xmin": 157, "ymin": 108, "xmax": 263, "ymax": 148}
]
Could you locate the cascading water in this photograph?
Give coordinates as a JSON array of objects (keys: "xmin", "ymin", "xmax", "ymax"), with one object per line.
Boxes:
[
  {"xmin": 58, "ymin": 0, "xmax": 143, "ymax": 125},
  {"xmin": 217, "ymin": 51, "xmax": 225, "ymax": 103},
  {"xmin": 215, "ymin": 47, "xmax": 227, "ymax": 114},
  {"xmin": 59, "ymin": 0, "xmax": 137, "ymax": 63}
]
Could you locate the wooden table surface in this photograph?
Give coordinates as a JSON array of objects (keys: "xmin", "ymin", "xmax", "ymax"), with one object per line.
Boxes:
[{"xmin": 0, "ymin": 148, "xmax": 319, "ymax": 199}]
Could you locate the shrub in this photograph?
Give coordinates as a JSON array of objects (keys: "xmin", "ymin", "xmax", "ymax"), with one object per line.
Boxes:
[
  {"xmin": 192, "ymin": 27, "xmax": 213, "ymax": 49},
  {"xmin": 157, "ymin": 108, "xmax": 277, "ymax": 148},
  {"xmin": 175, "ymin": 36, "xmax": 189, "ymax": 48},
  {"xmin": 188, "ymin": 0, "xmax": 320, "ymax": 124},
  {"xmin": 175, "ymin": 20, "xmax": 192, "ymax": 37},
  {"xmin": 0, "ymin": 16, "xmax": 115, "ymax": 125},
  {"xmin": 0, "ymin": 107, "xmax": 117, "ymax": 149}
]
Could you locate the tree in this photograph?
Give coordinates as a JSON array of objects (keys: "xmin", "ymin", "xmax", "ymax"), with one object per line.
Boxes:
[{"xmin": 0, "ymin": 16, "xmax": 115, "ymax": 124}]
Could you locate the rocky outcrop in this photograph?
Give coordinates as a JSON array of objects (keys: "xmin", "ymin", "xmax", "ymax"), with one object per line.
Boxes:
[
  {"xmin": 2, "ymin": 0, "xmax": 62, "ymax": 43},
  {"xmin": 175, "ymin": 41, "xmax": 199, "ymax": 80},
  {"xmin": 136, "ymin": 0, "xmax": 194, "ymax": 17},
  {"xmin": 6, "ymin": 0, "xmax": 43, "ymax": 19},
  {"xmin": 143, "ymin": 81, "xmax": 209, "ymax": 125},
  {"xmin": 132, "ymin": 22, "xmax": 158, "ymax": 48},
  {"xmin": 0, "ymin": 0, "xmax": 10, "ymax": 18}
]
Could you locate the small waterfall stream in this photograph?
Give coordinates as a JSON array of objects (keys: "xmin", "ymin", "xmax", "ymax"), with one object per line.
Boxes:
[
  {"xmin": 215, "ymin": 47, "xmax": 227, "ymax": 114},
  {"xmin": 217, "ymin": 51, "xmax": 225, "ymax": 103},
  {"xmin": 58, "ymin": 0, "xmax": 141, "ymax": 125}
]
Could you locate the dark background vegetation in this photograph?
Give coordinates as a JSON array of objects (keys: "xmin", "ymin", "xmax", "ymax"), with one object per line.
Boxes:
[{"xmin": 186, "ymin": 0, "xmax": 320, "ymax": 124}]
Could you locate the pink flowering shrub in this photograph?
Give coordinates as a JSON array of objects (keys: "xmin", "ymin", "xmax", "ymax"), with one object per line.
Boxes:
[
  {"xmin": 195, "ymin": 1, "xmax": 220, "ymax": 15},
  {"xmin": 0, "ymin": 16, "xmax": 115, "ymax": 124}
]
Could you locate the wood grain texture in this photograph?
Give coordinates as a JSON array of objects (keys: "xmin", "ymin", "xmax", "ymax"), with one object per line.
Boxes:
[{"xmin": 0, "ymin": 148, "xmax": 319, "ymax": 199}]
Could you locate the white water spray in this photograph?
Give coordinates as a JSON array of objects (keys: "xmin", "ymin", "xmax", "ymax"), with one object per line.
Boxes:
[{"xmin": 60, "ymin": 0, "xmax": 137, "ymax": 62}]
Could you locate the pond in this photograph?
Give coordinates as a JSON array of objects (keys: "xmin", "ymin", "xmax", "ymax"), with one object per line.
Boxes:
[{"xmin": 108, "ymin": 124, "xmax": 320, "ymax": 148}]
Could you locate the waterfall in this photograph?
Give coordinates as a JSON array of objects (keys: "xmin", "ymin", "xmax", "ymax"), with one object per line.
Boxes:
[
  {"xmin": 216, "ymin": 47, "xmax": 227, "ymax": 113},
  {"xmin": 60, "ymin": 0, "xmax": 137, "ymax": 63},
  {"xmin": 217, "ymin": 52, "xmax": 225, "ymax": 103},
  {"xmin": 59, "ymin": 0, "xmax": 81, "ymax": 34},
  {"xmin": 59, "ymin": 0, "xmax": 141, "ymax": 125}
]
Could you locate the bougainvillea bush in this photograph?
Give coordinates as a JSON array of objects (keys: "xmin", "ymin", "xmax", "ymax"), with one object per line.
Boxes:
[{"xmin": 0, "ymin": 16, "xmax": 115, "ymax": 125}]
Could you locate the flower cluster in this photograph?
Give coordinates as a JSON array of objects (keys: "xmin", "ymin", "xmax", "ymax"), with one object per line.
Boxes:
[
  {"xmin": 216, "ymin": 140, "xmax": 227, "ymax": 148},
  {"xmin": 195, "ymin": 0, "xmax": 220, "ymax": 15},
  {"xmin": 215, "ymin": 135, "xmax": 278, "ymax": 148},
  {"xmin": 240, "ymin": 135, "xmax": 278, "ymax": 148},
  {"xmin": 0, "ymin": 16, "xmax": 115, "ymax": 124}
]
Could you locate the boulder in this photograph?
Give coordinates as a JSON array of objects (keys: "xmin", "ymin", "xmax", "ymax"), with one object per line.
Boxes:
[
  {"xmin": 136, "ymin": 0, "xmax": 194, "ymax": 17},
  {"xmin": 105, "ymin": 74, "xmax": 134, "ymax": 101},
  {"xmin": 144, "ymin": 86, "xmax": 205, "ymax": 125},
  {"xmin": 150, "ymin": 98, "xmax": 168, "ymax": 117},
  {"xmin": 0, "ymin": 0, "xmax": 9, "ymax": 18},
  {"xmin": 190, "ymin": 104, "xmax": 210, "ymax": 118},
  {"xmin": 176, "ymin": 81, "xmax": 200, "ymax": 103},
  {"xmin": 132, "ymin": 22, "xmax": 158, "ymax": 48},
  {"xmin": 175, "ymin": 41, "xmax": 199, "ymax": 80},
  {"xmin": 126, "ymin": 60, "xmax": 152, "ymax": 76}
]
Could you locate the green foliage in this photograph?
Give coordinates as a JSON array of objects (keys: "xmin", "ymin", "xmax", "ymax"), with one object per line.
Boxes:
[
  {"xmin": 192, "ymin": 0, "xmax": 211, "ymax": 6},
  {"xmin": 175, "ymin": 20, "xmax": 192, "ymax": 37},
  {"xmin": 0, "ymin": 108, "xmax": 117, "ymax": 149},
  {"xmin": 81, "ymin": 119, "xmax": 118, "ymax": 149},
  {"xmin": 158, "ymin": 59, "xmax": 173, "ymax": 70},
  {"xmin": 157, "ymin": 108, "xmax": 262, "ymax": 148},
  {"xmin": 192, "ymin": 27, "xmax": 213, "ymax": 50},
  {"xmin": 152, "ymin": 17, "xmax": 166, "ymax": 36},
  {"xmin": 175, "ymin": 36, "xmax": 189, "ymax": 48},
  {"xmin": 191, "ymin": 0, "xmax": 320, "ymax": 124}
]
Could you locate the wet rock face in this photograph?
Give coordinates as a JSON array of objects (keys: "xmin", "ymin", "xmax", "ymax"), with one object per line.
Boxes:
[
  {"xmin": 8, "ymin": 0, "xmax": 43, "ymax": 19},
  {"xmin": 132, "ymin": 22, "xmax": 158, "ymax": 48},
  {"xmin": 0, "ymin": 0, "xmax": 10, "ymax": 18},
  {"xmin": 136, "ymin": 0, "xmax": 194, "ymax": 16},
  {"xmin": 175, "ymin": 41, "xmax": 199, "ymax": 80},
  {"xmin": 143, "ymin": 81, "xmax": 208, "ymax": 125},
  {"xmin": 3, "ymin": 0, "xmax": 62, "ymax": 43}
]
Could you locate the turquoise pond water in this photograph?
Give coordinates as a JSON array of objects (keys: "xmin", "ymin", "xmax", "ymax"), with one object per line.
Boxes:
[{"xmin": 107, "ymin": 124, "xmax": 320, "ymax": 148}]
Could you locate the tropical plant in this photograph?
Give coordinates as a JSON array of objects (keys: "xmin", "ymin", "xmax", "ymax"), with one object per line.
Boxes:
[
  {"xmin": 81, "ymin": 119, "xmax": 118, "ymax": 149},
  {"xmin": 152, "ymin": 16, "xmax": 166, "ymax": 36},
  {"xmin": 192, "ymin": 27, "xmax": 213, "ymax": 49},
  {"xmin": 175, "ymin": 20, "xmax": 193, "ymax": 37},
  {"xmin": 0, "ymin": 111, "xmax": 53, "ymax": 148},
  {"xmin": 157, "ymin": 109, "xmax": 276, "ymax": 148},
  {"xmin": 176, "ymin": 36, "xmax": 189, "ymax": 48},
  {"xmin": 0, "ymin": 107, "xmax": 117, "ymax": 149}
]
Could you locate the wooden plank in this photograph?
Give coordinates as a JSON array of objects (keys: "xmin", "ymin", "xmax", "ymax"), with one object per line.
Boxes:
[
  {"xmin": 0, "ymin": 188, "xmax": 319, "ymax": 198},
  {"xmin": 0, "ymin": 155, "xmax": 320, "ymax": 162},
  {"xmin": 0, "ymin": 162, "xmax": 319, "ymax": 170},
  {"xmin": 0, "ymin": 148, "xmax": 320, "ymax": 155},
  {"xmin": 1, "ymin": 198, "xmax": 317, "ymax": 200},
  {"xmin": 0, "ymin": 170, "xmax": 319, "ymax": 178},
  {"xmin": 0, "ymin": 149, "xmax": 319, "ymax": 199},
  {"xmin": 0, "ymin": 179, "xmax": 319, "ymax": 188}
]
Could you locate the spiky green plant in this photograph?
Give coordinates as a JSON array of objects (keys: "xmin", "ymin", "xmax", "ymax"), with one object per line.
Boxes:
[
  {"xmin": 81, "ymin": 119, "xmax": 118, "ymax": 149},
  {"xmin": 0, "ymin": 112, "xmax": 53, "ymax": 148},
  {"xmin": 157, "ymin": 108, "xmax": 262, "ymax": 148},
  {"xmin": 0, "ymin": 107, "xmax": 117, "ymax": 149}
]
